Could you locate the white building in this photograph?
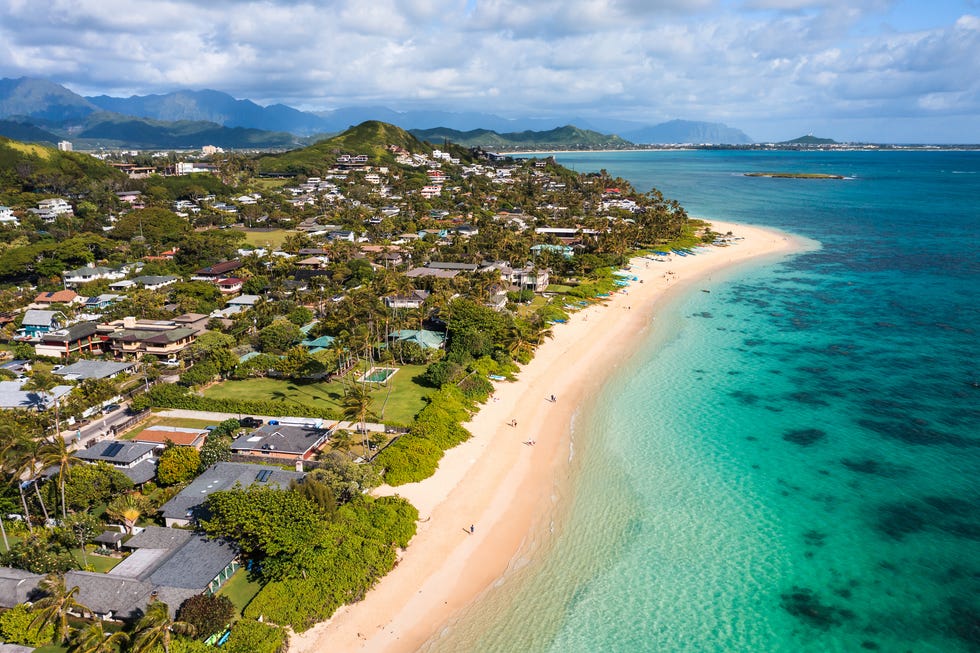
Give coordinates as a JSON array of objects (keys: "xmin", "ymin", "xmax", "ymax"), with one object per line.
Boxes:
[{"xmin": 57, "ymin": 140, "xmax": 73, "ymax": 151}]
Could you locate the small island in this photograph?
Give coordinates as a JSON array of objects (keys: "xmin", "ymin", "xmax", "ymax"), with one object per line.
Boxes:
[{"xmin": 744, "ymin": 172, "xmax": 845, "ymax": 179}]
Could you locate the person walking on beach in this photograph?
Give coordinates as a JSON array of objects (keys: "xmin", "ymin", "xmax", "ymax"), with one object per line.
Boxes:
[{"xmin": 470, "ymin": 524, "xmax": 475, "ymax": 534}]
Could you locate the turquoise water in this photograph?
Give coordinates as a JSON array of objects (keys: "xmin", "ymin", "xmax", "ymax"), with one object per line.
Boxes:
[{"xmin": 424, "ymin": 151, "xmax": 980, "ymax": 652}]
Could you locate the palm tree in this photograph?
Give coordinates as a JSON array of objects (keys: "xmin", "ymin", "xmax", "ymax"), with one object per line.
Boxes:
[
  {"xmin": 68, "ymin": 619, "xmax": 129, "ymax": 653},
  {"xmin": 29, "ymin": 573, "xmax": 90, "ymax": 644},
  {"xmin": 105, "ymin": 492, "xmax": 150, "ymax": 534},
  {"xmin": 23, "ymin": 365, "xmax": 64, "ymax": 439},
  {"xmin": 130, "ymin": 600, "xmax": 195, "ymax": 653},
  {"xmin": 5, "ymin": 433, "xmax": 50, "ymax": 529},
  {"xmin": 342, "ymin": 383, "xmax": 377, "ymax": 453},
  {"xmin": 39, "ymin": 436, "xmax": 80, "ymax": 519}
]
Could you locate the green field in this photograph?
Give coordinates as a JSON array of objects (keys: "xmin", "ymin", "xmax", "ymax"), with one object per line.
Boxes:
[
  {"xmin": 235, "ymin": 228, "xmax": 296, "ymax": 249},
  {"xmin": 201, "ymin": 364, "xmax": 431, "ymax": 426},
  {"xmin": 118, "ymin": 415, "xmax": 219, "ymax": 440}
]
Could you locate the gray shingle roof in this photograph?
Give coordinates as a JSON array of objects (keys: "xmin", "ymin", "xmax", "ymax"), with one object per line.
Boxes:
[
  {"xmin": 76, "ymin": 440, "xmax": 156, "ymax": 466},
  {"xmin": 21, "ymin": 309, "xmax": 57, "ymax": 326},
  {"xmin": 230, "ymin": 423, "xmax": 329, "ymax": 456},
  {"xmin": 126, "ymin": 526, "xmax": 192, "ymax": 551},
  {"xmin": 151, "ymin": 537, "xmax": 236, "ymax": 590},
  {"xmin": 64, "ymin": 570, "xmax": 153, "ymax": 620},
  {"xmin": 0, "ymin": 567, "xmax": 43, "ymax": 608},
  {"xmin": 159, "ymin": 462, "xmax": 304, "ymax": 521},
  {"xmin": 53, "ymin": 360, "xmax": 137, "ymax": 380},
  {"xmin": 120, "ymin": 460, "xmax": 158, "ymax": 484}
]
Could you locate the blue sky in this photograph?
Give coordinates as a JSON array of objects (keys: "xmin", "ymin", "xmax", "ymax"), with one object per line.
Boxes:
[{"xmin": 0, "ymin": 0, "xmax": 978, "ymax": 142}]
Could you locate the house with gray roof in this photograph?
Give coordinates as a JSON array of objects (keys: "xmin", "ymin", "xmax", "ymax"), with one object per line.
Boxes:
[
  {"xmin": 34, "ymin": 321, "xmax": 102, "ymax": 359},
  {"xmin": 75, "ymin": 440, "xmax": 157, "ymax": 484},
  {"xmin": 230, "ymin": 422, "xmax": 331, "ymax": 462},
  {"xmin": 160, "ymin": 461, "xmax": 304, "ymax": 527},
  {"xmin": 64, "ymin": 526, "xmax": 237, "ymax": 621},
  {"xmin": 17, "ymin": 309, "xmax": 62, "ymax": 338},
  {"xmin": 52, "ymin": 360, "xmax": 138, "ymax": 381},
  {"xmin": 0, "ymin": 568, "xmax": 43, "ymax": 608},
  {"xmin": 0, "ymin": 380, "xmax": 73, "ymax": 411}
]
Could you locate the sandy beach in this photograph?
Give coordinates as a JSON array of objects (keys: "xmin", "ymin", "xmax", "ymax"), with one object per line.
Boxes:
[{"xmin": 290, "ymin": 220, "xmax": 803, "ymax": 653}]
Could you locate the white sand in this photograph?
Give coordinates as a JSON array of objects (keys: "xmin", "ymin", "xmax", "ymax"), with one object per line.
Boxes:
[{"xmin": 290, "ymin": 221, "xmax": 802, "ymax": 653}]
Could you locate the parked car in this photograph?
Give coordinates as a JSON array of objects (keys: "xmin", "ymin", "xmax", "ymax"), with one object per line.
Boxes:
[{"xmin": 240, "ymin": 417, "xmax": 263, "ymax": 428}]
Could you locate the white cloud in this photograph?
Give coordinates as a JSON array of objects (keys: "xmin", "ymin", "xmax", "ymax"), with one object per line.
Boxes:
[{"xmin": 0, "ymin": 0, "xmax": 976, "ymax": 140}]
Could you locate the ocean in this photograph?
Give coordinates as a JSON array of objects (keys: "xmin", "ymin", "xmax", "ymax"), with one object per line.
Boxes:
[{"xmin": 422, "ymin": 150, "xmax": 980, "ymax": 652}]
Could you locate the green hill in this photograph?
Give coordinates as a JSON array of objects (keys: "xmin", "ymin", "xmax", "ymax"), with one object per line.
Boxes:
[
  {"xmin": 256, "ymin": 120, "xmax": 432, "ymax": 175},
  {"xmin": 0, "ymin": 119, "xmax": 60, "ymax": 145},
  {"xmin": 780, "ymin": 134, "xmax": 838, "ymax": 145},
  {"xmin": 410, "ymin": 125, "xmax": 632, "ymax": 149},
  {"xmin": 0, "ymin": 135, "xmax": 125, "ymax": 193}
]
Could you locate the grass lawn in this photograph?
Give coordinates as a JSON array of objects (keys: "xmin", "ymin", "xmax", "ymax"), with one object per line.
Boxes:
[
  {"xmin": 201, "ymin": 364, "xmax": 431, "ymax": 426},
  {"xmin": 79, "ymin": 549, "xmax": 123, "ymax": 573},
  {"xmin": 234, "ymin": 228, "xmax": 296, "ymax": 250},
  {"xmin": 218, "ymin": 568, "xmax": 264, "ymax": 616}
]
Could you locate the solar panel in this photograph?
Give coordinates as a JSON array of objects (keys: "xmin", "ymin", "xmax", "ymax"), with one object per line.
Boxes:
[
  {"xmin": 103, "ymin": 442, "xmax": 125, "ymax": 458},
  {"xmin": 255, "ymin": 470, "xmax": 272, "ymax": 483}
]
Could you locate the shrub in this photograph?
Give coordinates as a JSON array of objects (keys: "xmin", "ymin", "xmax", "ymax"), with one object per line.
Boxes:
[
  {"xmin": 177, "ymin": 593, "xmax": 235, "ymax": 639},
  {"xmin": 157, "ymin": 446, "xmax": 201, "ymax": 485},
  {"xmin": 0, "ymin": 603, "xmax": 54, "ymax": 646},
  {"xmin": 223, "ymin": 619, "xmax": 288, "ymax": 653}
]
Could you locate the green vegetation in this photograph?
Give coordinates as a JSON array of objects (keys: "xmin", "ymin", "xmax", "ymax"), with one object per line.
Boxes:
[
  {"xmin": 411, "ymin": 125, "xmax": 632, "ymax": 149},
  {"xmin": 256, "ymin": 120, "xmax": 431, "ymax": 174},
  {"xmin": 217, "ymin": 568, "xmax": 264, "ymax": 617},
  {"xmin": 236, "ymin": 228, "xmax": 296, "ymax": 249},
  {"xmin": 744, "ymin": 172, "xmax": 845, "ymax": 179},
  {"xmin": 200, "ymin": 365, "xmax": 431, "ymax": 426}
]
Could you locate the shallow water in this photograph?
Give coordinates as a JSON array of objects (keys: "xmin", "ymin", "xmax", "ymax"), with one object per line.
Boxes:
[{"xmin": 424, "ymin": 150, "xmax": 980, "ymax": 653}]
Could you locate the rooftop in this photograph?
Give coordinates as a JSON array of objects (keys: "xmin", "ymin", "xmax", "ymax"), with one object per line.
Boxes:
[
  {"xmin": 53, "ymin": 360, "xmax": 137, "ymax": 380},
  {"xmin": 160, "ymin": 461, "xmax": 305, "ymax": 521},
  {"xmin": 231, "ymin": 423, "xmax": 330, "ymax": 457},
  {"xmin": 76, "ymin": 440, "xmax": 156, "ymax": 465}
]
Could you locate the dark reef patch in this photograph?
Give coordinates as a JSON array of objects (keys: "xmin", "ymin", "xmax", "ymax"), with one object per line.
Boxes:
[
  {"xmin": 780, "ymin": 587, "xmax": 855, "ymax": 630},
  {"xmin": 840, "ymin": 458, "xmax": 908, "ymax": 478},
  {"xmin": 876, "ymin": 502, "xmax": 928, "ymax": 539},
  {"xmin": 858, "ymin": 418, "xmax": 976, "ymax": 447},
  {"xmin": 730, "ymin": 390, "xmax": 762, "ymax": 405},
  {"xmin": 783, "ymin": 428, "xmax": 827, "ymax": 446}
]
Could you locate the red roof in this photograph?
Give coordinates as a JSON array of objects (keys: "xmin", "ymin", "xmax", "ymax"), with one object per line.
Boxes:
[{"xmin": 34, "ymin": 290, "xmax": 78, "ymax": 304}]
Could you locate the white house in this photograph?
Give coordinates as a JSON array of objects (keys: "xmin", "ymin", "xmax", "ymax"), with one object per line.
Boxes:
[{"xmin": 0, "ymin": 206, "xmax": 17, "ymax": 225}]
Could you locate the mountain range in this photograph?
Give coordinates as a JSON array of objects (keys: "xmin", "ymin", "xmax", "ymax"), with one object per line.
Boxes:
[{"xmin": 0, "ymin": 77, "xmax": 755, "ymax": 148}]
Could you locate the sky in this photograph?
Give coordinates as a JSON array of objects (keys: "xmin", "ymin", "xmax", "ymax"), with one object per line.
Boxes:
[{"xmin": 1, "ymin": 0, "xmax": 978, "ymax": 142}]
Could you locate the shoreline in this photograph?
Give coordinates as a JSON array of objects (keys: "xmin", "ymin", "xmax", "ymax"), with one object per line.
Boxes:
[{"xmin": 289, "ymin": 220, "xmax": 806, "ymax": 653}]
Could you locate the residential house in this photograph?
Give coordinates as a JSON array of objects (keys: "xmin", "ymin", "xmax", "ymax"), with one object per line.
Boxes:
[
  {"xmin": 215, "ymin": 277, "xmax": 244, "ymax": 294},
  {"xmin": 132, "ymin": 426, "xmax": 208, "ymax": 450},
  {"xmin": 230, "ymin": 422, "xmax": 331, "ymax": 462},
  {"xmin": 0, "ymin": 206, "xmax": 18, "ymax": 225},
  {"xmin": 63, "ymin": 262, "xmax": 140, "ymax": 288},
  {"xmin": 84, "ymin": 293, "xmax": 122, "ymax": 310},
  {"xmin": 32, "ymin": 290, "xmax": 79, "ymax": 307},
  {"xmin": 75, "ymin": 439, "xmax": 157, "ymax": 484},
  {"xmin": 0, "ymin": 380, "xmax": 72, "ymax": 411},
  {"xmin": 130, "ymin": 275, "xmax": 179, "ymax": 291},
  {"xmin": 17, "ymin": 309, "xmax": 63, "ymax": 338},
  {"xmin": 0, "ymin": 568, "xmax": 43, "ymax": 608},
  {"xmin": 99, "ymin": 317, "xmax": 198, "ymax": 362},
  {"xmin": 65, "ymin": 527, "xmax": 237, "ymax": 621},
  {"xmin": 172, "ymin": 313, "xmax": 211, "ymax": 334},
  {"xmin": 160, "ymin": 461, "xmax": 305, "ymax": 527},
  {"xmin": 383, "ymin": 289, "xmax": 429, "ymax": 309},
  {"xmin": 191, "ymin": 260, "xmax": 242, "ymax": 282},
  {"xmin": 34, "ymin": 321, "xmax": 103, "ymax": 359},
  {"xmin": 389, "ymin": 329, "xmax": 446, "ymax": 349},
  {"xmin": 115, "ymin": 190, "xmax": 144, "ymax": 208},
  {"xmin": 53, "ymin": 360, "xmax": 138, "ymax": 381},
  {"xmin": 30, "ymin": 198, "xmax": 73, "ymax": 222}
]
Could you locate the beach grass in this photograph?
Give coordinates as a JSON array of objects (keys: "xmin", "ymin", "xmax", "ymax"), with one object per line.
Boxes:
[{"xmin": 201, "ymin": 364, "xmax": 431, "ymax": 425}]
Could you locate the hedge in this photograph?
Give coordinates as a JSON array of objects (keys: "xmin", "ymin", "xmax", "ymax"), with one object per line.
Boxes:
[
  {"xmin": 132, "ymin": 383, "xmax": 339, "ymax": 419},
  {"xmin": 244, "ymin": 497, "xmax": 418, "ymax": 632},
  {"xmin": 222, "ymin": 619, "xmax": 288, "ymax": 653}
]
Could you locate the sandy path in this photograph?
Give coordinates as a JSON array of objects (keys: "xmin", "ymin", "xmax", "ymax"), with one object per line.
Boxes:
[{"xmin": 290, "ymin": 220, "xmax": 803, "ymax": 653}]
